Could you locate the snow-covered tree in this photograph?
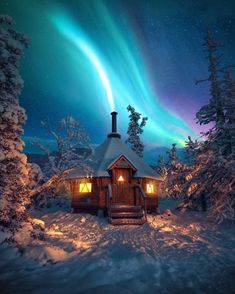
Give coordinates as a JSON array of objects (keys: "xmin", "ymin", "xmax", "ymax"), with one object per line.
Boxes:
[
  {"xmin": 176, "ymin": 32, "xmax": 235, "ymax": 222},
  {"xmin": 0, "ymin": 15, "xmax": 32, "ymax": 229},
  {"xmin": 155, "ymin": 155, "xmax": 168, "ymax": 179},
  {"xmin": 167, "ymin": 143, "xmax": 178, "ymax": 166},
  {"xmin": 184, "ymin": 136, "xmax": 200, "ymax": 164},
  {"xmin": 223, "ymin": 71, "xmax": 235, "ymax": 158},
  {"xmin": 38, "ymin": 115, "xmax": 91, "ymax": 179},
  {"xmin": 31, "ymin": 116, "xmax": 92, "ymax": 207},
  {"xmin": 126, "ymin": 105, "xmax": 148, "ymax": 157},
  {"xmin": 157, "ymin": 144, "xmax": 186, "ymax": 199},
  {"xmin": 196, "ymin": 31, "xmax": 224, "ymax": 127}
]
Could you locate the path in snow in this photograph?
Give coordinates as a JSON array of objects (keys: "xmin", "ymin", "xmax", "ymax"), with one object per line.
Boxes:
[{"xmin": 0, "ymin": 203, "xmax": 235, "ymax": 293}]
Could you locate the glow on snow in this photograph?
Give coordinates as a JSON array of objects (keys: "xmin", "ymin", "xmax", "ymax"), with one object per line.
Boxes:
[{"xmin": 50, "ymin": 8, "xmax": 196, "ymax": 147}]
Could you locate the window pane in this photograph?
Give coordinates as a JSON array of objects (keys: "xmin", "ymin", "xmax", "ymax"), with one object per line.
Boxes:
[
  {"xmin": 79, "ymin": 183, "xmax": 92, "ymax": 193},
  {"xmin": 118, "ymin": 175, "xmax": 124, "ymax": 182},
  {"xmin": 146, "ymin": 184, "xmax": 154, "ymax": 194}
]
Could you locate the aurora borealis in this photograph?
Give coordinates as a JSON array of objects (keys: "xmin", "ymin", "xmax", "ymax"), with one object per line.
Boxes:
[{"xmin": 1, "ymin": 0, "xmax": 234, "ymax": 148}]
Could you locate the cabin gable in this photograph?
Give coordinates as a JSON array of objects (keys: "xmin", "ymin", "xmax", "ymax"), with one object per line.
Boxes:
[{"xmin": 107, "ymin": 154, "xmax": 137, "ymax": 172}]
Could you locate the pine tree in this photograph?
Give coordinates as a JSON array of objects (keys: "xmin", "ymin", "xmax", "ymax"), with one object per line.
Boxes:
[
  {"xmin": 223, "ymin": 71, "xmax": 235, "ymax": 158},
  {"xmin": 126, "ymin": 105, "xmax": 148, "ymax": 157},
  {"xmin": 184, "ymin": 136, "xmax": 199, "ymax": 164},
  {"xmin": 195, "ymin": 31, "xmax": 230, "ymax": 159},
  {"xmin": 167, "ymin": 143, "xmax": 178, "ymax": 166},
  {"xmin": 0, "ymin": 15, "xmax": 31, "ymax": 229},
  {"xmin": 158, "ymin": 143, "xmax": 186, "ymax": 199},
  {"xmin": 196, "ymin": 31, "xmax": 225, "ymax": 127},
  {"xmin": 177, "ymin": 31, "xmax": 235, "ymax": 222}
]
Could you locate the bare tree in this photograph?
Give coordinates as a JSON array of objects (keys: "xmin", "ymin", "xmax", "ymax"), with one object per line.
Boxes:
[
  {"xmin": 38, "ymin": 116, "xmax": 91, "ymax": 178},
  {"xmin": 30, "ymin": 116, "xmax": 92, "ymax": 205}
]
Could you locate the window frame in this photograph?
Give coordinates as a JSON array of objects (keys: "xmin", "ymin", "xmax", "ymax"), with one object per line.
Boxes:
[{"xmin": 79, "ymin": 182, "xmax": 92, "ymax": 193}]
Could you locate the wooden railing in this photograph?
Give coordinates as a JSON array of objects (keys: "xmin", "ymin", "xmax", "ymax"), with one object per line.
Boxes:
[
  {"xmin": 105, "ymin": 184, "xmax": 113, "ymax": 218},
  {"xmin": 135, "ymin": 184, "xmax": 147, "ymax": 220}
]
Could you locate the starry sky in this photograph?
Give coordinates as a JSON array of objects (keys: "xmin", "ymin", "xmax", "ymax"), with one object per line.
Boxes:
[{"xmin": 1, "ymin": 0, "xmax": 235, "ymax": 148}]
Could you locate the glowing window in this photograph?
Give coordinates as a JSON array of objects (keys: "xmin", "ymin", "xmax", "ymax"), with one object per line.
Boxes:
[
  {"xmin": 118, "ymin": 175, "xmax": 124, "ymax": 182},
  {"xmin": 79, "ymin": 182, "xmax": 92, "ymax": 193},
  {"xmin": 146, "ymin": 184, "xmax": 154, "ymax": 194}
]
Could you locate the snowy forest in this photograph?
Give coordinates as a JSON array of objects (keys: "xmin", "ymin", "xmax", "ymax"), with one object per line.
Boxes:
[
  {"xmin": 0, "ymin": 9, "xmax": 235, "ymax": 294},
  {"xmin": 157, "ymin": 31, "xmax": 235, "ymax": 224}
]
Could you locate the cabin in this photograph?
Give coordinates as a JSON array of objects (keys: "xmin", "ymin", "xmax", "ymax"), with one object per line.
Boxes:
[{"xmin": 66, "ymin": 112, "xmax": 163, "ymax": 225}]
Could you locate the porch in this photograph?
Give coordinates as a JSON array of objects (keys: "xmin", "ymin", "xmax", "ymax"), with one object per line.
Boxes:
[{"xmin": 105, "ymin": 184, "xmax": 148, "ymax": 225}]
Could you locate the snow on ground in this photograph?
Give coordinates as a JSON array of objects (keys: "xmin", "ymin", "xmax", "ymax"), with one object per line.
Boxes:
[{"xmin": 0, "ymin": 200, "xmax": 235, "ymax": 294}]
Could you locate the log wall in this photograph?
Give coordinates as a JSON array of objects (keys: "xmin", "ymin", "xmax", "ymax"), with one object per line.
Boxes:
[{"xmin": 69, "ymin": 177, "xmax": 161, "ymax": 214}]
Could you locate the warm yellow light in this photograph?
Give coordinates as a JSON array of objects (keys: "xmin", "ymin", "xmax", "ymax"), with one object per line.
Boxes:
[
  {"xmin": 118, "ymin": 175, "xmax": 124, "ymax": 182},
  {"xmin": 79, "ymin": 182, "xmax": 92, "ymax": 193},
  {"xmin": 146, "ymin": 184, "xmax": 154, "ymax": 194}
]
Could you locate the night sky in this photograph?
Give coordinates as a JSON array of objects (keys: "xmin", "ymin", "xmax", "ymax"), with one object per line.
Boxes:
[{"xmin": 1, "ymin": 0, "xmax": 235, "ymax": 148}]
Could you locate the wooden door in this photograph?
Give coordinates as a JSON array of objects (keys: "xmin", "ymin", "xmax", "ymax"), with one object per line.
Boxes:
[{"xmin": 112, "ymin": 169, "xmax": 134, "ymax": 204}]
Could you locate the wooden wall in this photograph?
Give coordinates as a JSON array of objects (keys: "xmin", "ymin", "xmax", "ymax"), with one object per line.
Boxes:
[
  {"xmin": 139, "ymin": 178, "xmax": 160, "ymax": 212},
  {"xmin": 69, "ymin": 177, "xmax": 161, "ymax": 214}
]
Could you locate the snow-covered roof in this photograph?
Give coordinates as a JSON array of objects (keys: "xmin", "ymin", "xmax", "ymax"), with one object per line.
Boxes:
[{"xmin": 66, "ymin": 136, "xmax": 163, "ymax": 180}]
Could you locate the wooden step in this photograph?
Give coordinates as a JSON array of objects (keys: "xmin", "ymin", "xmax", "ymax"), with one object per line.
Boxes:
[
  {"xmin": 110, "ymin": 211, "xmax": 143, "ymax": 218},
  {"xmin": 110, "ymin": 205, "xmax": 142, "ymax": 212},
  {"xmin": 110, "ymin": 217, "xmax": 146, "ymax": 226}
]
